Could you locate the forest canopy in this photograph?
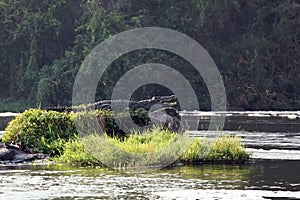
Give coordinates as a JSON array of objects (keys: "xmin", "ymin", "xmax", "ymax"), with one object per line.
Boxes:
[{"xmin": 0, "ymin": 0, "xmax": 299, "ymax": 111}]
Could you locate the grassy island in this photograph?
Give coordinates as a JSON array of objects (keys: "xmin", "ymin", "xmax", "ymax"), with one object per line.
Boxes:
[{"xmin": 2, "ymin": 109, "xmax": 250, "ymax": 168}]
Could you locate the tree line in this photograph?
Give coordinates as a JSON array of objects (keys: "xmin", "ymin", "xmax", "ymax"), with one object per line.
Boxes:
[{"xmin": 0, "ymin": 0, "xmax": 299, "ymax": 111}]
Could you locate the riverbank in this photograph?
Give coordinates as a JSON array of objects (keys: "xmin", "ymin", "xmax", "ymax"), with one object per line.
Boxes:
[{"xmin": 4, "ymin": 109, "xmax": 300, "ymax": 165}]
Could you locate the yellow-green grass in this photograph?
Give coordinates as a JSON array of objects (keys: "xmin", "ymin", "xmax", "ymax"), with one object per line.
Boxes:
[{"xmin": 55, "ymin": 128, "xmax": 250, "ymax": 168}]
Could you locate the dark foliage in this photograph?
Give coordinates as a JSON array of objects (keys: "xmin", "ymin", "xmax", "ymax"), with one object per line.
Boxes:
[{"xmin": 0, "ymin": 0, "xmax": 299, "ymax": 111}]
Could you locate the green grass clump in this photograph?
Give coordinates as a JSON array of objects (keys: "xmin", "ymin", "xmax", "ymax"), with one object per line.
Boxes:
[
  {"xmin": 181, "ymin": 135, "xmax": 250, "ymax": 163},
  {"xmin": 55, "ymin": 131, "xmax": 177, "ymax": 168},
  {"xmin": 55, "ymin": 128, "xmax": 250, "ymax": 168},
  {"xmin": 109, "ymin": 128, "xmax": 179, "ymax": 153},
  {"xmin": 206, "ymin": 135, "xmax": 250, "ymax": 162},
  {"xmin": 65, "ymin": 127, "xmax": 191, "ymax": 168},
  {"xmin": 2, "ymin": 109, "xmax": 77, "ymax": 155},
  {"xmin": 53, "ymin": 138, "xmax": 102, "ymax": 166}
]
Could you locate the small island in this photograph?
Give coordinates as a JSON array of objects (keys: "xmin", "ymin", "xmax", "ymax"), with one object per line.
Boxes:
[{"xmin": 0, "ymin": 99, "xmax": 249, "ymax": 168}]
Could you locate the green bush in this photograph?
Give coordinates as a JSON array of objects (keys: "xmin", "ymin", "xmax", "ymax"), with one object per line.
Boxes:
[
  {"xmin": 2, "ymin": 108, "xmax": 152, "ymax": 155},
  {"xmin": 2, "ymin": 109, "xmax": 77, "ymax": 155},
  {"xmin": 36, "ymin": 78, "xmax": 57, "ymax": 107}
]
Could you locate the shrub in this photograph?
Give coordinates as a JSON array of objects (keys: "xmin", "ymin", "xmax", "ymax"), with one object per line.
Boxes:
[
  {"xmin": 3, "ymin": 108, "xmax": 249, "ymax": 166},
  {"xmin": 2, "ymin": 109, "xmax": 77, "ymax": 155},
  {"xmin": 2, "ymin": 108, "xmax": 154, "ymax": 155},
  {"xmin": 36, "ymin": 78, "xmax": 57, "ymax": 107}
]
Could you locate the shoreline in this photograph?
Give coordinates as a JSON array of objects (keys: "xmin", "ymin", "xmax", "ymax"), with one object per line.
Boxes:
[{"xmin": 1, "ymin": 158, "xmax": 300, "ymax": 170}]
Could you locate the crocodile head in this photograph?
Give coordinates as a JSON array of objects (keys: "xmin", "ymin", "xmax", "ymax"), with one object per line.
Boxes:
[{"xmin": 150, "ymin": 95, "xmax": 177, "ymax": 106}]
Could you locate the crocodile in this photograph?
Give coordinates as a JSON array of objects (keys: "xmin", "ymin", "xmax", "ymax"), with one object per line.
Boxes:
[
  {"xmin": 47, "ymin": 95, "xmax": 177, "ymax": 112},
  {"xmin": 47, "ymin": 95, "xmax": 181, "ymax": 136}
]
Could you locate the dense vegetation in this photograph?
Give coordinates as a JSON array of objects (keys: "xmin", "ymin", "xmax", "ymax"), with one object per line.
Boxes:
[
  {"xmin": 2, "ymin": 109, "xmax": 249, "ymax": 167},
  {"xmin": 0, "ymin": 0, "xmax": 299, "ymax": 111},
  {"xmin": 2, "ymin": 108, "xmax": 145, "ymax": 153},
  {"xmin": 2, "ymin": 108, "xmax": 164, "ymax": 153},
  {"xmin": 2, "ymin": 109, "xmax": 77, "ymax": 155}
]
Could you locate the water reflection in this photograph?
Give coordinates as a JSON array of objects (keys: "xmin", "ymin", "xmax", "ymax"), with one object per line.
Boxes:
[
  {"xmin": 0, "ymin": 161, "xmax": 299, "ymax": 199},
  {"xmin": 248, "ymin": 160, "xmax": 300, "ymax": 191}
]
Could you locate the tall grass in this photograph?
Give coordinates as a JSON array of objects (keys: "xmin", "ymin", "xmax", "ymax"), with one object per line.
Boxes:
[
  {"xmin": 55, "ymin": 128, "xmax": 250, "ymax": 168},
  {"xmin": 181, "ymin": 135, "xmax": 249, "ymax": 163}
]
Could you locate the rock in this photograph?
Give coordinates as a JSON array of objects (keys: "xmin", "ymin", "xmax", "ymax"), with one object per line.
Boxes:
[
  {"xmin": 6, "ymin": 143, "xmax": 19, "ymax": 150},
  {"xmin": 149, "ymin": 107, "xmax": 182, "ymax": 133},
  {"xmin": 0, "ymin": 142, "xmax": 48, "ymax": 164},
  {"xmin": 0, "ymin": 148, "xmax": 17, "ymax": 161},
  {"xmin": 13, "ymin": 153, "xmax": 37, "ymax": 163}
]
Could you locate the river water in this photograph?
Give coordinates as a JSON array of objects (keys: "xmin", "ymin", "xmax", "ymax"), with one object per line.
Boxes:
[
  {"xmin": 1, "ymin": 112, "xmax": 300, "ymax": 199},
  {"xmin": 1, "ymin": 161, "xmax": 300, "ymax": 200}
]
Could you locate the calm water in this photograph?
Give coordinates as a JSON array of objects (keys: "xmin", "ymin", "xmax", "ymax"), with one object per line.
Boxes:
[
  {"xmin": 0, "ymin": 161, "xmax": 300, "ymax": 200},
  {"xmin": 1, "ymin": 112, "xmax": 300, "ymax": 199}
]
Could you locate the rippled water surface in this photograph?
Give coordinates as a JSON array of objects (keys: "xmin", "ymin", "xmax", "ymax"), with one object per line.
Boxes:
[{"xmin": 0, "ymin": 161, "xmax": 300, "ymax": 200}]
